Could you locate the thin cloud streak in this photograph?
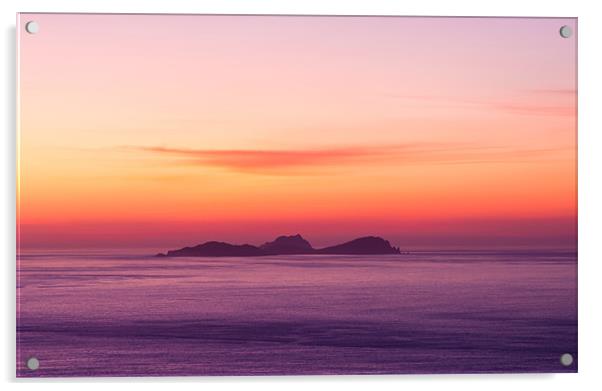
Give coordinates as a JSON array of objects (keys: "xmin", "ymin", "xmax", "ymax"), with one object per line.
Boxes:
[
  {"xmin": 131, "ymin": 144, "xmax": 573, "ymax": 174},
  {"xmin": 529, "ymin": 88, "xmax": 576, "ymax": 96},
  {"xmin": 382, "ymin": 92, "xmax": 576, "ymax": 117},
  {"xmin": 492, "ymin": 103, "xmax": 575, "ymax": 117}
]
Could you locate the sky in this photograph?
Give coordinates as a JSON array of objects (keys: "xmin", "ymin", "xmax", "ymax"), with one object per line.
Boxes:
[{"xmin": 17, "ymin": 14, "xmax": 577, "ymax": 250}]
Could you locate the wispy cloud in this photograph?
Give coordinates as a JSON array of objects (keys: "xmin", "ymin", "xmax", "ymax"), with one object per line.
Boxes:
[
  {"xmin": 529, "ymin": 88, "xmax": 576, "ymax": 96},
  {"xmin": 492, "ymin": 103, "xmax": 575, "ymax": 117},
  {"xmin": 382, "ymin": 91, "xmax": 576, "ymax": 117},
  {"xmin": 136, "ymin": 145, "xmax": 404, "ymax": 172},
  {"xmin": 130, "ymin": 144, "xmax": 572, "ymax": 175}
]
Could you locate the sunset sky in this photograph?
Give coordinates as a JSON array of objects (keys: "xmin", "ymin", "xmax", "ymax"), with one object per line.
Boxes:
[{"xmin": 18, "ymin": 14, "xmax": 577, "ymax": 250}]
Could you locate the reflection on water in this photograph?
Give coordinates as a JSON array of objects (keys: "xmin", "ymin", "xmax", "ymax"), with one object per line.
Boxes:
[{"xmin": 17, "ymin": 251, "xmax": 577, "ymax": 376}]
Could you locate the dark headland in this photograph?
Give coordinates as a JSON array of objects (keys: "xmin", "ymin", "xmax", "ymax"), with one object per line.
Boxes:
[{"xmin": 157, "ymin": 234, "xmax": 401, "ymax": 257}]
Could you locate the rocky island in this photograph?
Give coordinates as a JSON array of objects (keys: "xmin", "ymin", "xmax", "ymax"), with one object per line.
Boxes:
[{"xmin": 157, "ymin": 234, "xmax": 401, "ymax": 257}]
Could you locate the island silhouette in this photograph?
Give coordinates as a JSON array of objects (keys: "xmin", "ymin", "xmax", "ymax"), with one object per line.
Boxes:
[{"xmin": 157, "ymin": 234, "xmax": 401, "ymax": 257}]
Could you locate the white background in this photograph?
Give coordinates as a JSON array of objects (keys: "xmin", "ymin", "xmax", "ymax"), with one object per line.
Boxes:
[{"xmin": 1, "ymin": 1, "xmax": 601, "ymax": 390}]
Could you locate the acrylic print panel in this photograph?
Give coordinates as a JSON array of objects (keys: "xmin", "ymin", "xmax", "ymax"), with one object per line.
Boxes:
[{"xmin": 16, "ymin": 14, "xmax": 577, "ymax": 377}]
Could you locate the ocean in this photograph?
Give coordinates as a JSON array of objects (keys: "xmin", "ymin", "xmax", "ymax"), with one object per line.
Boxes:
[{"xmin": 16, "ymin": 250, "xmax": 577, "ymax": 377}]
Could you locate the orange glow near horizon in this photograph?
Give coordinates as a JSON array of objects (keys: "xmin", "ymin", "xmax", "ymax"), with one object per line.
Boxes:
[{"xmin": 18, "ymin": 14, "xmax": 577, "ymax": 250}]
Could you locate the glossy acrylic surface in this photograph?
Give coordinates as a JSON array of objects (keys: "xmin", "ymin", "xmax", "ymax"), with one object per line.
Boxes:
[{"xmin": 17, "ymin": 14, "xmax": 577, "ymax": 377}]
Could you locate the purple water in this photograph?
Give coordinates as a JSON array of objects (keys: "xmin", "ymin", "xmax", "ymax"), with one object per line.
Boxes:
[{"xmin": 16, "ymin": 251, "xmax": 577, "ymax": 377}]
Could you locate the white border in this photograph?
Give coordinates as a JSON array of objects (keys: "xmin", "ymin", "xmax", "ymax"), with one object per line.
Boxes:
[{"xmin": 2, "ymin": 1, "xmax": 601, "ymax": 390}]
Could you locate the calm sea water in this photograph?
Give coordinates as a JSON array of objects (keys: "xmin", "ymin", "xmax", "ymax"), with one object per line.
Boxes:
[{"xmin": 16, "ymin": 251, "xmax": 577, "ymax": 377}]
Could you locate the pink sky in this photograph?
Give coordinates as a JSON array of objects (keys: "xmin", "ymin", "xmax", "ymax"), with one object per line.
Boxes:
[{"xmin": 18, "ymin": 14, "xmax": 577, "ymax": 250}]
